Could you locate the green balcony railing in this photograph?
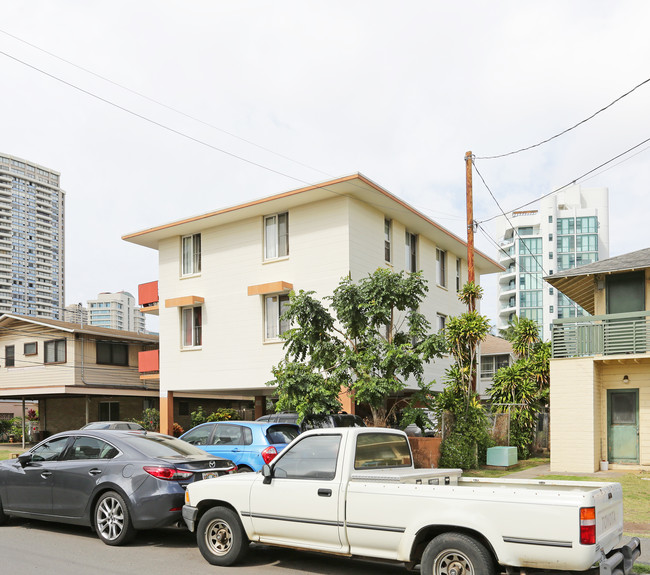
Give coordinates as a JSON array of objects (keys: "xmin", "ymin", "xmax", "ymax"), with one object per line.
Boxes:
[{"xmin": 551, "ymin": 311, "xmax": 650, "ymax": 358}]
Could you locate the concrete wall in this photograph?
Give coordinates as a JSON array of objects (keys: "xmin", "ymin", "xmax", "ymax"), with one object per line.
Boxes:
[{"xmin": 550, "ymin": 357, "xmax": 598, "ymax": 472}]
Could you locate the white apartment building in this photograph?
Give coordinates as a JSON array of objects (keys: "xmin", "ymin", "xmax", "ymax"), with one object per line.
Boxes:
[
  {"xmin": 495, "ymin": 185, "xmax": 609, "ymax": 341},
  {"xmin": 0, "ymin": 154, "xmax": 65, "ymax": 319},
  {"xmin": 123, "ymin": 174, "xmax": 502, "ymax": 433},
  {"xmin": 87, "ymin": 291, "xmax": 146, "ymax": 332},
  {"xmin": 63, "ymin": 303, "xmax": 88, "ymax": 324}
]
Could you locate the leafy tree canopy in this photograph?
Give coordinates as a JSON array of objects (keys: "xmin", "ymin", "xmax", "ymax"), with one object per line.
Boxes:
[{"xmin": 269, "ymin": 269, "xmax": 446, "ymax": 426}]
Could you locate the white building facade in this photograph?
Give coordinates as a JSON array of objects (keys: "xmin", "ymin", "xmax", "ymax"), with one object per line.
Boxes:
[
  {"xmin": 123, "ymin": 175, "xmax": 502, "ymax": 433},
  {"xmin": 495, "ymin": 185, "xmax": 609, "ymax": 341},
  {"xmin": 0, "ymin": 154, "xmax": 65, "ymax": 319},
  {"xmin": 87, "ymin": 291, "xmax": 146, "ymax": 332}
]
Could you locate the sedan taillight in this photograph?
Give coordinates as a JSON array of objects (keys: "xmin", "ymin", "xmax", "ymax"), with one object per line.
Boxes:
[
  {"xmin": 143, "ymin": 466, "xmax": 194, "ymax": 481},
  {"xmin": 262, "ymin": 446, "xmax": 278, "ymax": 464}
]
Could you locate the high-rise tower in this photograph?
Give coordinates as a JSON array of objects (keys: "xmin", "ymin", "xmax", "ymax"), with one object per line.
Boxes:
[
  {"xmin": 495, "ymin": 185, "xmax": 609, "ymax": 341},
  {"xmin": 0, "ymin": 154, "xmax": 64, "ymax": 318}
]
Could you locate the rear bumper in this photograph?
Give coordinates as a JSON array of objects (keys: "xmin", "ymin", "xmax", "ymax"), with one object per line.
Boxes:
[
  {"xmin": 599, "ymin": 537, "xmax": 641, "ymax": 575},
  {"xmin": 182, "ymin": 504, "xmax": 199, "ymax": 533}
]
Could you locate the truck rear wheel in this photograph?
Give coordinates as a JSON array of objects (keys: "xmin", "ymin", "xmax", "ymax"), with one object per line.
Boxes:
[
  {"xmin": 197, "ymin": 506, "xmax": 249, "ymax": 566},
  {"xmin": 421, "ymin": 533, "xmax": 495, "ymax": 575}
]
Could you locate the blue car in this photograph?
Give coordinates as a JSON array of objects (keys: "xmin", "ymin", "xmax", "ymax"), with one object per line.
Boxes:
[{"xmin": 179, "ymin": 421, "xmax": 300, "ymax": 472}]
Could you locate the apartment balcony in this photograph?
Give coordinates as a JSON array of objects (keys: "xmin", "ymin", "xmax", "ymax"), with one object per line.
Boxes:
[
  {"xmin": 138, "ymin": 280, "xmax": 159, "ymax": 315},
  {"xmin": 552, "ymin": 311, "xmax": 650, "ymax": 359},
  {"xmin": 138, "ymin": 349, "xmax": 159, "ymax": 380}
]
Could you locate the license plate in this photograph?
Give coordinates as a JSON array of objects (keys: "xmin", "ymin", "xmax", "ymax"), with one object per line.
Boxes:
[{"xmin": 202, "ymin": 471, "xmax": 221, "ymax": 480}]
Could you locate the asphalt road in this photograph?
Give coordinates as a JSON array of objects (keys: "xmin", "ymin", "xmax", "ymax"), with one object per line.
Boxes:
[{"xmin": 0, "ymin": 518, "xmax": 413, "ymax": 575}]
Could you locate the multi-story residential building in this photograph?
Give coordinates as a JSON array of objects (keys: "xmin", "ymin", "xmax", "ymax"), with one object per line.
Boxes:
[
  {"xmin": 478, "ymin": 334, "xmax": 514, "ymax": 398},
  {"xmin": 0, "ymin": 314, "xmax": 159, "ymax": 434},
  {"xmin": 495, "ymin": 185, "xmax": 609, "ymax": 341},
  {"xmin": 546, "ymin": 247, "xmax": 650, "ymax": 472},
  {"xmin": 123, "ymin": 174, "xmax": 503, "ymax": 434},
  {"xmin": 87, "ymin": 291, "xmax": 146, "ymax": 332},
  {"xmin": 0, "ymin": 154, "xmax": 65, "ymax": 319},
  {"xmin": 63, "ymin": 303, "xmax": 88, "ymax": 325}
]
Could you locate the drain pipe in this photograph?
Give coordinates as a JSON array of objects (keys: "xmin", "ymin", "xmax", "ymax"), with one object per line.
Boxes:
[{"xmin": 21, "ymin": 396, "xmax": 25, "ymax": 450}]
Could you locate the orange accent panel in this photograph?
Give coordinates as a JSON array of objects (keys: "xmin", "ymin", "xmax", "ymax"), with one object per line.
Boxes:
[
  {"xmin": 165, "ymin": 295, "xmax": 205, "ymax": 308},
  {"xmin": 138, "ymin": 281, "xmax": 159, "ymax": 306},
  {"xmin": 138, "ymin": 349, "xmax": 159, "ymax": 373},
  {"xmin": 247, "ymin": 281, "xmax": 293, "ymax": 296},
  {"xmin": 338, "ymin": 388, "xmax": 355, "ymax": 415}
]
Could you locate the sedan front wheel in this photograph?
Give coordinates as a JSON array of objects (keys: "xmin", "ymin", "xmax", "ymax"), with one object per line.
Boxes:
[{"xmin": 94, "ymin": 491, "xmax": 136, "ymax": 546}]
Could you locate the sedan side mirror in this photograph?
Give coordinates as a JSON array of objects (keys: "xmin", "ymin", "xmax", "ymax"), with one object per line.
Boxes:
[
  {"xmin": 262, "ymin": 464, "xmax": 273, "ymax": 484},
  {"xmin": 17, "ymin": 453, "xmax": 33, "ymax": 467}
]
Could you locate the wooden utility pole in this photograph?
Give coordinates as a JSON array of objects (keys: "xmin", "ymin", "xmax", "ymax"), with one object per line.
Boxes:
[
  {"xmin": 465, "ymin": 150, "xmax": 477, "ymax": 393},
  {"xmin": 465, "ymin": 151, "xmax": 475, "ymax": 288}
]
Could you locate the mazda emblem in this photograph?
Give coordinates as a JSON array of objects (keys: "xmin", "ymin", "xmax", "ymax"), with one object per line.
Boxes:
[{"xmin": 209, "ymin": 460, "xmax": 216, "ymax": 468}]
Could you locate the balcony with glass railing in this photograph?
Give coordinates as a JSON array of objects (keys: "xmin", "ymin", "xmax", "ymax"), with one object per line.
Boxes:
[{"xmin": 551, "ymin": 311, "xmax": 650, "ymax": 358}]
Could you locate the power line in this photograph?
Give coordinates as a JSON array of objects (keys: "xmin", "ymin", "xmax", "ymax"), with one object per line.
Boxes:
[
  {"xmin": 478, "ymin": 135, "xmax": 650, "ymax": 224},
  {"xmin": 0, "ymin": 27, "xmax": 334, "ymax": 181},
  {"xmin": 476, "ymin": 76, "xmax": 650, "ymax": 160}
]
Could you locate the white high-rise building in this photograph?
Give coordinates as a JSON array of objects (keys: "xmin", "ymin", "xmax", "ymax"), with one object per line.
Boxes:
[
  {"xmin": 495, "ymin": 185, "xmax": 609, "ymax": 341},
  {"xmin": 0, "ymin": 154, "xmax": 65, "ymax": 318},
  {"xmin": 87, "ymin": 291, "xmax": 146, "ymax": 332}
]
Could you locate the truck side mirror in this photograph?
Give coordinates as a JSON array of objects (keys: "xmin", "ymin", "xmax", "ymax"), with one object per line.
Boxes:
[{"xmin": 262, "ymin": 464, "xmax": 273, "ymax": 484}]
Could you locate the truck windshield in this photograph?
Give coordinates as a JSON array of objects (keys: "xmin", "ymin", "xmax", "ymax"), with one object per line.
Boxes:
[{"xmin": 354, "ymin": 433, "xmax": 412, "ymax": 469}]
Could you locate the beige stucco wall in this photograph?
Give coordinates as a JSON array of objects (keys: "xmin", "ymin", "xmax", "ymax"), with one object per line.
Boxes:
[{"xmin": 550, "ymin": 356, "xmax": 599, "ymax": 472}]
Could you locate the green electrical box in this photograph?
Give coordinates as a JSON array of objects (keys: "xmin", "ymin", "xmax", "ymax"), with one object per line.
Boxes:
[{"xmin": 486, "ymin": 446, "xmax": 518, "ymax": 467}]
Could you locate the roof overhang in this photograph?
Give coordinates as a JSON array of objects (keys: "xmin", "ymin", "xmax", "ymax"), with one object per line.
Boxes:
[
  {"xmin": 544, "ymin": 274, "xmax": 597, "ymax": 314},
  {"xmin": 122, "ymin": 173, "xmax": 503, "ymax": 276}
]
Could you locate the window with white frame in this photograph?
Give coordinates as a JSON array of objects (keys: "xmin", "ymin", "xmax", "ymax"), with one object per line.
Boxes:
[
  {"xmin": 456, "ymin": 257, "xmax": 462, "ymax": 291},
  {"xmin": 437, "ymin": 313, "xmax": 446, "ymax": 332},
  {"xmin": 181, "ymin": 233, "xmax": 201, "ymax": 276},
  {"xmin": 265, "ymin": 294, "xmax": 290, "ymax": 340},
  {"xmin": 181, "ymin": 306, "xmax": 202, "ymax": 348},
  {"xmin": 405, "ymin": 232, "xmax": 417, "ymax": 272},
  {"xmin": 384, "ymin": 218, "xmax": 392, "ymax": 262},
  {"xmin": 436, "ymin": 248, "xmax": 447, "ymax": 287},
  {"xmin": 264, "ymin": 212, "xmax": 289, "ymax": 260}
]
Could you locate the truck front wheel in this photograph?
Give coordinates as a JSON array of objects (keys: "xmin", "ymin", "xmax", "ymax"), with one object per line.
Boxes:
[
  {"xmin": 421, "ymin": 533, "xmax": 495, "ymax": 575},
  {"xmin": 196, "ymin": 506, "xmax": 249, "ymax": 566}
]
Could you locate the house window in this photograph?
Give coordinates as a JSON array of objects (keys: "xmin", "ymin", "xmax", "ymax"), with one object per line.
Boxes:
[
  {"xmin": 456, "ymin": 258, "xmax": 462, "ymax": 291},
  {"xmin": 265, "ymin": 294, "xmax": 290, "ymax": 340},
  {"xmin": 437, "ymin": 313, "xmax": 446, "ymax": 332},
  {"xmin": 96, "ymin": 341, "xmax": 128, "ymax": 366},
  {"xmin": 384, "ymin": 219, "xmax": 392, "ymax": 262},
  {"xmin": 182, "ymin": 306, "xmax": 202, "ymax": 348},
  {"xmin": 44, "ymin": 339, "xmax": 66, "ymax": 364},
  {"xmin": 99, "ymin": 401, "xmax": 120, "ymax": 421},
  {"xmin": 179, "ymin": 401, "xmax": 190, "ymax": 416},
  {"xmin": 181, "ymin": 233, "xmax": 201, "ymax": 276},
  {"xmin": 405, "ymin": 232, "xmax": 417, "ymax": 272},
  {"xmin": 5, "ymin": 345, "xmax": 14, "ymax": 367},
  {"xmin": 24, "ymin": 342, "xmax": 37, "ymax": 355},
  {"xmin": 436, "ymin": 249, "xmax": 447, "ymax": 287},
  {"xmin": 264, "ymin": 212, "xmax": 289, "ymax": 260}
]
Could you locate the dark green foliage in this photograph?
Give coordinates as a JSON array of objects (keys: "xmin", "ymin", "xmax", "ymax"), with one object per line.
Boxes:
[
  {"xmin": 190, "ymin": 406, "xmax": 240, "ymax": 427},
  {"xmin": 269, "ymin": 269, "xmax": 446, "ymax": 427}
]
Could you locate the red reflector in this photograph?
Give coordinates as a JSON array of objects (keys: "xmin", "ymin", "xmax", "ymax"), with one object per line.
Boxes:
[
  {"xmin": 169, "ymin": 507, "xmax": 182, "ymax": 512},
  {"xmin": 580, "ymin": 507, "xmax": 596, "ymax": 545},
  {"xmin": 143, "ymin": 466, "xmax": 193, "ymax": 481},
  {"xmin": 262, "ymin": 446, "xmax": 278, "ymax": 464}
]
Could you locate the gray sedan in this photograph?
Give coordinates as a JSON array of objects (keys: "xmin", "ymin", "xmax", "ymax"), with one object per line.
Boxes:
[{"xmin": 0, "ymin": 429, "xmax": 236, "ymax": 545}]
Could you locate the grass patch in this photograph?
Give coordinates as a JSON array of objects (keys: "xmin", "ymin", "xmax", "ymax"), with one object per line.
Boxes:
[
  {"xmin": 464, "ymin": 457, "xmax": 549, "ymax": 478},
  {"xmin": 633, "ymin": 564, "xmax": 650, "ymax": 574},
  {"xmin": 0, "ymin": 449, "xmax": 18, "ymax": 461}
]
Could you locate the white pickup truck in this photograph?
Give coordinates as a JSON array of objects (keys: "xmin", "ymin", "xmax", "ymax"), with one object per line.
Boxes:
[{"xmin": 182, "ymin": 427, "xmax": 640, "ymax": 574}]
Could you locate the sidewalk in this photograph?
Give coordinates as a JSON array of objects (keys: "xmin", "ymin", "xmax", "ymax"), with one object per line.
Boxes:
[{"xmin": 505, "ymin": 463, "xmax": 650, "ymax": 565}]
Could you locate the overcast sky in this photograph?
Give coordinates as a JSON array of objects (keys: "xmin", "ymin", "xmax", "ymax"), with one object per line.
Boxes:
[{"xmin": 2, "ymin": 1, "xmax": 649, "ymax": 331}]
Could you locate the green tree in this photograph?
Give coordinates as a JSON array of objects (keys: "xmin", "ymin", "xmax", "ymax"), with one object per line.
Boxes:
[
  {"xmin": 269, "ymin": 269, "xmax": 446, "ymax": 427},
  {"xmin": 432, "ymin": 283, "xmax": 492, "ymax": 469},
  {"xmin": 489, "ymin": 316, "xmax": 550, "ymax": 458}
]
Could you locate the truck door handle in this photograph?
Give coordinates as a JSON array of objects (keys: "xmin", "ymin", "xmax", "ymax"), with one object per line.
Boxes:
[
  {"xmin": 89, "ymin": 469, "xmax": 102, "ymax": 476},
  {"xmin": 318, "ymin": 489, "xmax": 332, "ymax": 497}
]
